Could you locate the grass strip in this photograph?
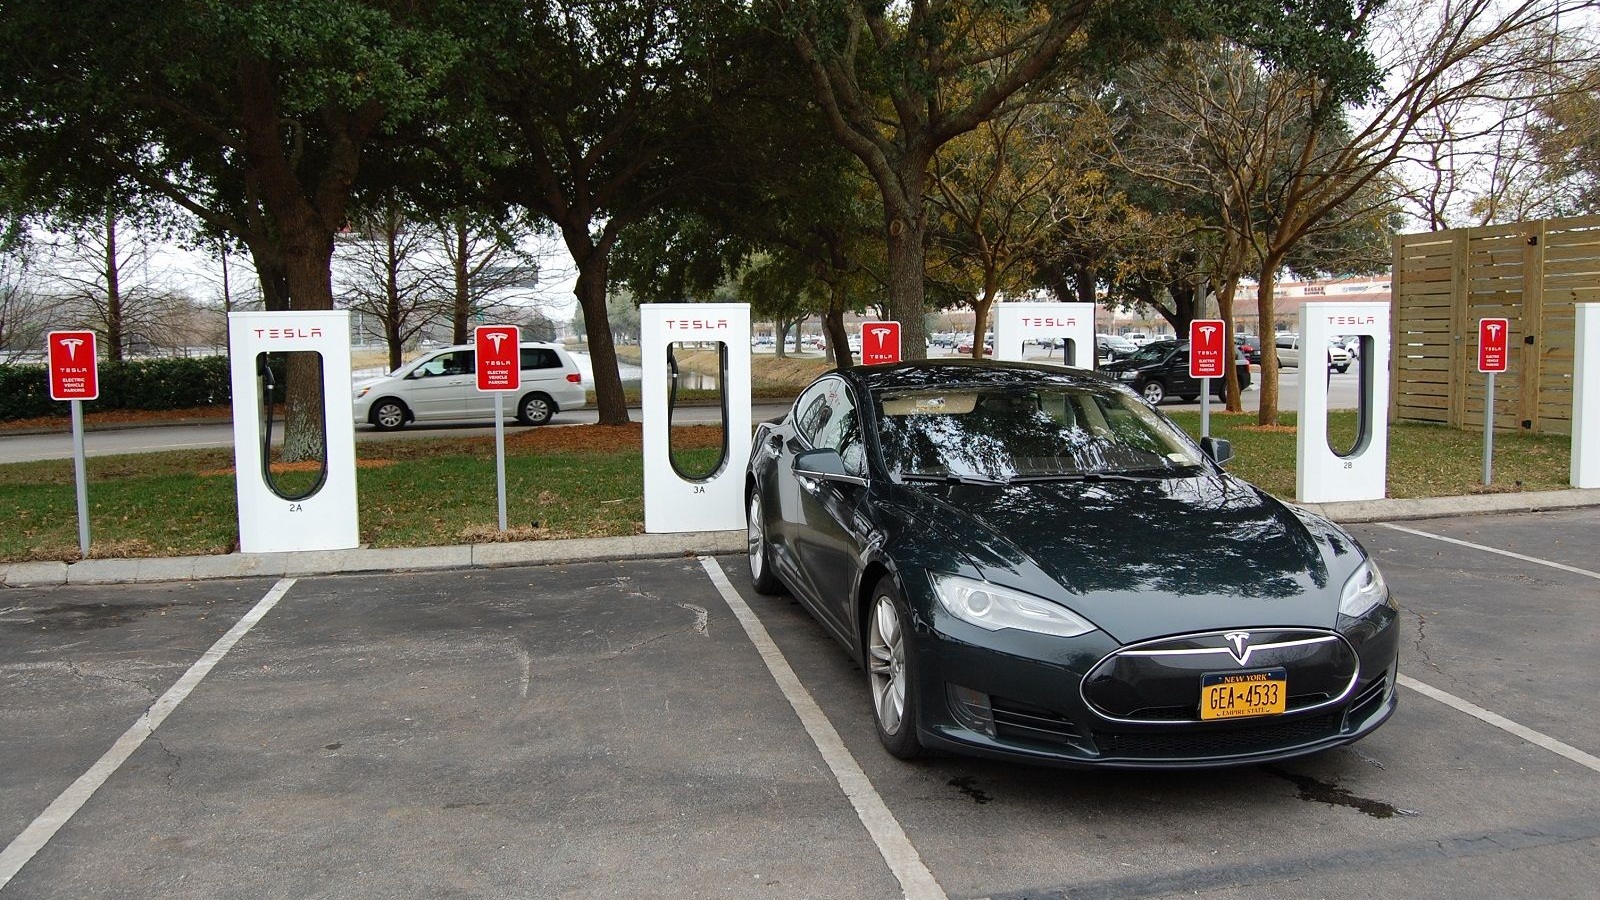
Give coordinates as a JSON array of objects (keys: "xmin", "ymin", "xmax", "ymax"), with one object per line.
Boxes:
[{"xmin": 0, "ymin": 414, "xmax": 1576, "ymax": 563}]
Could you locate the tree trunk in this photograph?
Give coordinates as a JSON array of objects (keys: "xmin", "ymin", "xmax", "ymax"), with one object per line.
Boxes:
[
  {"xmin": 451, "ymin": 220, "xmax": 470, "ymax": 344},
  {"xmin": 103, "ymin": 213, "xmax": 124, "ymax": 362},
  {"xmin": 277, "ymin": 223, "xmax": 337, "ymax": 461},
  {"xmin": 881, "ymin": 166, "xmax": 929, "ymax": 359},
  {"xmin": 570, "ymin": 240, "xmax": 629, "ymax": 425},
  {"xmin": 971, "ymin": 273, "xmax": 999, "ymax": 359},
  {"xmin": 1256, "ymin": 262, "xmax": 1284, "ymax": 426},
  {"xmin": 824, "ymin": 298, "xmax": 851, "ymax": 368},
  {"xmin": 1216, "ymin": 274, "xmax": 1243, "ymax": 412}
]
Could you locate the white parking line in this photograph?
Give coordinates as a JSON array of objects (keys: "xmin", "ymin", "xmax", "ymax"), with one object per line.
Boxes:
[
  {"xmin": 1378, "ymin": 523, "xmax": 1600, "ymax": 580},
  {"xmin": 0, "ymin": 577, "xmax": 297, "ymax": 891},
  {"xmin": 1398, "ymin": 675, "xmax": 1600, "ymax": 774},
  {"xmin": 699, "ymin": 558, "xmax": 948, "ymax": 900}
]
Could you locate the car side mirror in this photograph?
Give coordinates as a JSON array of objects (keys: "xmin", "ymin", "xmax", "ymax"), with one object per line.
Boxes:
[
  {"xmin": 793, "ymin": 448, "xmax": 866, "ymax": 486},
  {"xmin": 1200, "ymin": 436, "xmax": 1234, "ymax": 466}
]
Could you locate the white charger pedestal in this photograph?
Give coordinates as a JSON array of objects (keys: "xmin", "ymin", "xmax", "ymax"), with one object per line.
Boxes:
[
  {"xmin": 993, "ymin": 303, "xmax": 1097, "ymax": 369},
  {"xmin": 1296, "ymin": 302, "xmax": 1391, "ymax": 503},
  {"xmin": 228, "ymin": 310, "xmax": 359, "ymax": 553},
  {"xmin": 1573, "ymin": 304, "xmax": 1599, "ymax": 488},
  {"xmin": 641, "ymin": 304, "xmax": 751, "ymax": 532}
]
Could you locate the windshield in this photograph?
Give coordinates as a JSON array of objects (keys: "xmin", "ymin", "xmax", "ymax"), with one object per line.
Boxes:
[
  {"xmin": 1121, "ymin": 341, "xmax": 1174, "ymax": 365},
  {"xmin": 874, "ymin": 383, "xmax": 1206, "ymax": 482}
]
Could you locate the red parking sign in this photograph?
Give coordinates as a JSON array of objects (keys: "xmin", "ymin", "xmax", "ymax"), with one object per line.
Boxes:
[
  {"xmin": 475, "ymin": 325, "xmax": 521, "ymax": 391},
  {"xmin": 860, "ymin": 321, "xmax": 901, "ymax": 365},
  {"xmin": 1478, "ymin": 318, "xmax": 1509, "ymax": 373},
  {"xmin": 1189, "ymin": 319, "xmax": 1227, "ymax": 378},
  {"xmin": 47, "ymin": 331, "xmax": 99, "ymax": 400}
]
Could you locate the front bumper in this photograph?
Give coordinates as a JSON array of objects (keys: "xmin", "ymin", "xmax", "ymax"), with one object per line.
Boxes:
[{"xmin": 909, "ymin": 602, "xmax": 1401, "ymax": 770}]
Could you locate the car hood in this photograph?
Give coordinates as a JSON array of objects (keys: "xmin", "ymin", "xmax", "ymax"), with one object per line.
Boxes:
[{"xmin": 890, "ymin": 476, "xmax": 1356, "ymax": 643}]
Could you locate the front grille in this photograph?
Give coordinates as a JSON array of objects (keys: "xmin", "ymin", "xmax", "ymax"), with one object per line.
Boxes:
[
  {"xmin": 992, "ymin": 697, "xmax": 1083, "ymax": 746},
  {"xmin": 1093, "ymin": 713, "xmax": 1342, "ymax": 759}
]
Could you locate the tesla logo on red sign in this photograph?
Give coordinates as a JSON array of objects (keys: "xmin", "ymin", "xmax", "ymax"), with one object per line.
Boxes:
[
  {"xmin": 1189, "ymin": 319, "xmax": 1227, "ymax": 379},
  {"xmin": 1478, "ymin": 317, "xmax": 1510, "ymax": 373},
  {"xmin": 860, "ymin": 321, "xmax": 901, "ymax": 365},
  {"xmin": 47, "ymin": 330, "xmax": 100, "ymax": 401},
  {"xmin": 475, "ymin": 325, "xmax": 521, "ymax": 391},
  {"xmin": 1019, "ymin": 317, "xmax": 1077, "ymax": 328}
]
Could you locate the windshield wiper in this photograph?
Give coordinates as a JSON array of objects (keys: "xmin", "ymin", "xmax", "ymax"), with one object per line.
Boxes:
[
  {"xmin": 898, "ymin": 472, "xmax": 1008, "ymax": 486},
  {"xmin": 1009, "ymin": 467, "xmax": 1194, "ymax": 483}
]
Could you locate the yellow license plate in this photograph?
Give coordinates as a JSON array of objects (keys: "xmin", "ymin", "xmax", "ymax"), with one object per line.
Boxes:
[{"xmin": 1200, "ymin": 668, "xmax": 1287, "ymax": 720}]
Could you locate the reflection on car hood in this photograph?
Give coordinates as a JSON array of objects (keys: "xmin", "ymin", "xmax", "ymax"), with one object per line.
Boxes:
[{"xmin": 894, "ymin": 476, "xmax": 1343, "ymax": 642}]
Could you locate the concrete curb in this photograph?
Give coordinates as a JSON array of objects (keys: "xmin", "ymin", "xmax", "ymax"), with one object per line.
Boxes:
[
  {"xmin": 4, "ymin": 532, "xmax": 746, "ymax": 587},
  {"xmin": 4, "ymin": 491, "xmax": 1597, "ymax": 588}
]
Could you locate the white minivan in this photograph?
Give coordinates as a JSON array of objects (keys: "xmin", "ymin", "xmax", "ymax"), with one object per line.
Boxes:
[{"xmin": 352, "ymin": 342, "xmax": 587, "ymax": 430}]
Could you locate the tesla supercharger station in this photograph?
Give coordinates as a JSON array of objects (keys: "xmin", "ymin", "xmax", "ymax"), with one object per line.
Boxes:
[
  {"xmin": 1573, "ymin": 304, "xmax": 1599, "ymax": 489},
  {"xmin": 993, "ymin": 302, "xmax": 1096, "ymax": 368},
  {"xmin": 228, "ymin": 310, "xmax": 360, "ymax": 553},
  {"xmin": 1296, "ymin": 302, "xmax": 1391, "ymax": 503},
  {"xmin": 641, "ymin": 304, "xmax": 751, "ymax": 533}
]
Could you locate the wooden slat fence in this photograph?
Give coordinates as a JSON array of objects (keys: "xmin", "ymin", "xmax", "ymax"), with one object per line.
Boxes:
[{"xmin": 1392, "ymin": 215, "xmax": 1600, "ymax": 435}]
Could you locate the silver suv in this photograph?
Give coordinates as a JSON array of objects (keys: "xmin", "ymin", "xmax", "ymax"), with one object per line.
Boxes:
[
  {"xmin": 353, "ymin": 342, "xmax": 588, "ymax": 430},
  {"xmin": 1273, "ymin": 333, "xmax": 1350, "ymax": 373}
]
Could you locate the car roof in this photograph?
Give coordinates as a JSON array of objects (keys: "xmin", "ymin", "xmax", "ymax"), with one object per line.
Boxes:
[{"xmin": 836, "ymin": 358, "xmax": 1121, "ymax": 392}]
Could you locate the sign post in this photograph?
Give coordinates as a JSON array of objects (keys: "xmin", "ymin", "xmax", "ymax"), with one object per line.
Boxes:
[
  {"xmin": 1189, "ymin": 319, "xmax": 1226, "ymax": 438},
  {"xmin": 1478, "ymin": 318, "xmax": 1509, "ymax": 485},
  {"xmin": 860, "ymin": 321, "xmax": 902, "ymax": 365},
  {"xmin": 475, "ymin": 325, "xmax": 521, "ymax": 531},
  {"xmin": 47, "ymin": 331, "xmax": 100, "ymax": 556}
]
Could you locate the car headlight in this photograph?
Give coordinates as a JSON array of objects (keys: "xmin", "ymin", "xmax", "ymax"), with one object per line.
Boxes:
[
  {"xmin": 1117, "ymin": 371, "xmax": 1137, "ymax": 381},
  {"xmin": 931, "ymin": 574, "xmax": 1097, "ymax": 638},
  {"xmin": 1339, "ymin": 559, "xmax": 1390, "ymax": 618}
]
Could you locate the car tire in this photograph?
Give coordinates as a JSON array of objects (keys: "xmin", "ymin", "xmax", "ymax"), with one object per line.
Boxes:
[
  {"xmin": 370, "ymin": 398, "xmax": 408, "ymax": 431},
  {"xmin": 867, "ymin": 576, "xmax": 924, "ymax": 760},
  {"xmin": 746, "ymin": 491, "xmax": 782, "ymax": 595},
  {"xmin": 516, "ymin": 392, "xmax": 555, "ymax": 426},
  {"xmin": 1141, "ymin": 380, "xmax": 1167, "ymax": 405},
  {"xmin": 1335, "ymin": 365, "xmax": 1349, "ymax": 374},
  {"xmin": 1180, "ymin": 393, "xmax": 1198, "ymax": 402}
]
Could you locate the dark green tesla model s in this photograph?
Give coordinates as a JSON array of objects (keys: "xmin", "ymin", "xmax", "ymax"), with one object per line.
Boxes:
[{"xmin": 744, "ymin": 359, "xmax": 1399, "ymax": 768}]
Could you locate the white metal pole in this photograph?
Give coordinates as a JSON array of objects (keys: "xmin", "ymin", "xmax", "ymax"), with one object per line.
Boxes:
[
  {"xmin": 1483, "ymin": 372, "xmax": 1496, "ymax": 486},
  {"xmin": 1200, "ymin": 378, "xmax": 1211, "ymax": 438},
  {"xmin": 70, "ymin": 399, "xmax": 90, "ymax": 556},
  {"xmin": 494, "ymin": 393, "xmax": 508, "ymax": 531}
]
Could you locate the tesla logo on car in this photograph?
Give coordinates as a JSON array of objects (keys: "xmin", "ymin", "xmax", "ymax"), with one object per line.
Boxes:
[
  {"xmin": 1224, "ymin": 631, "xmax": 1252, "ymax": 664},
  {"xmin": 860, "ymin": 321, "xmax": 901, "ymax": 365}
]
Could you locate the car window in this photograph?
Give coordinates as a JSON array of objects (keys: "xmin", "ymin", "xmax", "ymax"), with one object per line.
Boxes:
[
  {"xmin": 414, "ymin": 350, "xmax": 475, "ymax": 377},
  {"xmin": 793, "ymin": 381, "xmax": 834, "ymax": 444},
  {"xmin": 874, "ymin": 383, "xmax": 1204, "ymax": 482},
  {"xmin": 812, "ymin": 387, "xmax": 866, "ymax": 477},
  {"xmin": 520, "ymin": 348, "xmax": 561, "ymax": 370}
]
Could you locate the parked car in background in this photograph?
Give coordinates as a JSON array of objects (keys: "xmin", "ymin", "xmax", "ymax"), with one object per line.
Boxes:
[
  {"xmin": 1096, "ymin": 333, "xmax": 1138, "ymax": 362},
  {"xmin": 1122, "ymin": 331, "xmax": 1154, "ymax": 347},
  {"xmin": 1233, "ymin": 333, "xmax": 1262, "ymax": 364},
  {"xmin": 744, "ymin": 359, "xmax": 1399, "ymax": 767},
  {"xmin": 353, "ymin": 342, "xmax": 586, "ymax": 430},
  {"xmin": 1273, "ymin": 333, "xmax": 1350, "ymax": 373},
  {"xmin": 1098, "ymin": 339, "xmax": 1253, "ymax": 405}
]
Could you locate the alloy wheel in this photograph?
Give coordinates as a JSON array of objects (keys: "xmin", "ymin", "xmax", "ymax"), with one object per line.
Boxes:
[{"xmin": 868, "ymin": 596, "xmax": 907, "ymax": 736}]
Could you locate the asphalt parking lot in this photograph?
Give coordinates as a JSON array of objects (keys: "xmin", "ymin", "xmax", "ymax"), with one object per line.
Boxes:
[{"xmin": 1, "ymin": 509, "xmax": 1597, "ymax": 899}]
